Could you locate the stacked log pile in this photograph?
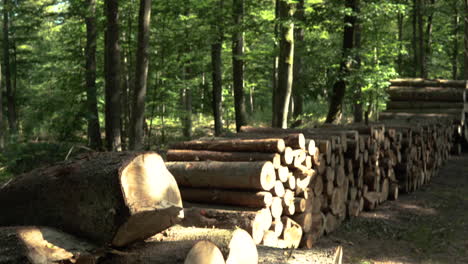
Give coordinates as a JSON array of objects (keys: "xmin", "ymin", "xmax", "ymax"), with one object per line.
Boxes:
[
  {"xmin": 383, "ymin": 78, "xmax": 467, "ymax": 151},
  {"xmin": 167, "ymin": 116, "xmax": 458, "ymax": 249}
]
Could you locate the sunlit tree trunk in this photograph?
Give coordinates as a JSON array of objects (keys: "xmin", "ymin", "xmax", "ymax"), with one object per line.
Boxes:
[
  {"xmin": 232, "ymin": 0, "xmax": 247, "ymax": 132},
  {"xmin": 85, "ymin": 0, "xmax": 102, "ymax": 150},
  {"xmin": 326, "ymin": 0, "xmax": 356, "ymax": 124},
  {"xmin": 397, "ymin": 12, "xmax": 404, "ymax": 74},
  {"xmin": 104, "ymin": 0, "xmax": 122, "ymax": 151},
  {"xmin": 130, "ymin": 0, "xmax": 152, "ymax": 150},
  {"xmin": 212, "ymin": 0, "xmax": 223, "ymax": 136},
  {"xmin": 452, "ymin": 2, "xmax": 459, "ymax": 79},
  {"xmin": 274, "ymin": 0, "xmax": 294, "ymax": 128},
  {"xmin": 418, "ymin": 0, "xmax": 427, "ymax": 78},
  {"xmin": 272, "ymin": 0, "xmax": 279, "ymax": 127},
  {"xmin": 292, "ymin": 0, "xmax": 304, "ymax": 125}
]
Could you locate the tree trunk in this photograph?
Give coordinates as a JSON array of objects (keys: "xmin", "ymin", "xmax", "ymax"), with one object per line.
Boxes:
[
  {"xmin": 425, "ymin": 0, "xmax": 435, "ymax": 77},
  {"xmin": 412, "ymin": 0, "xmax": 418, "ymax": 77},
  {"xmin": 167, "ymin": 149, "xmax": 281, "ymax": 166},
  {"xmin": 0, "ymin": 226, "xmax": 97, "ymax": 264},
  {"xmin": 417, "ymin": 0, "xmax": 426, "ymax": 77},
  {"xmin": 0, "ymin": 152, "xmax": 183, "ymax": 247},
  {"xmin": 464, "ymin": 0, "xmax": 468, "ymax": 79},
  {"xmin": 453, "ymin": 3, "xmax": 459, "ymax": 80},
  {"xmin": 182, "ymin": 86, "xmax": 193, "ymax": 139},
  {"xmin": 179, "ymin": 188, "xmax": 273, "ymax": 208},
  {"xmin": 232, "ymin": 0, "xmax": 248, "ymax": 132},
  {"xmin": 397, "ymin": 12, "xmax": 404, "ymax": 74},
  {"xmin": 212, "ymin": 0, "xmax": 224, "ymax": 136},
  {"xmin": 388, "ymin": 86, "xmax": 466, "ymax": 102},
  {"xmin": 105, "ymin": 0, "xmax": 123, "ymax": 151},
  {"xmin": 272, "ymin": 0, "xmax": 280, "ymax": 127},
  {"xmin": 353, "ymin": 0, "xmax": 363, "ymax": 123},
  {"xmin": 85, "ymin": 0, "xmax": 102, "ymax": 150},
  {"xmin": 292, "ymin": 0, "xmax": 305, "ymax": 123},
  {"xmin": 130, "ymin": 0, "xmax": 152, "ymax": 150},
  {"xmin": 274, "ymin": 0, "xmax": 295, "ymax": 128},
  {"xmin": 166, "ymin": 161, "xmax": 277, "ymax": 191},
  {"xmin": 325, "ymin": 0, "xmax": 356, "ymax": 123},
  {"xmin": 2, "ymin": 0, "xmax": 17, "ymax": 134},
  {"xmin": 0, "ymin": 63, "xmax": 3, "ymax": 149},
  {"xmin": 170, "ymin": 138, "xmax": 286, "ymax": 153}
]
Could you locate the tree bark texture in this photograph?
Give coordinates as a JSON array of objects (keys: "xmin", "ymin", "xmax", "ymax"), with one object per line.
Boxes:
[
  {"xmin": 3, "ymin": 0, "xmax": 17, "ymax": 134},
  {"xmin": 464, "ymin": 0, "xmax": 468, "ymax": 79},
  {"xmin": 105, "ymin": 0, "xmax": 123, "ymax": 151},
  {"xmin": 130, "ymin": 0, "xmax": 152, "ymax": 150},
  {"xmin": 453, "ymin": 3, "xmax": 459, "ymax": 80},
  {"xmin": 397, "ymin": 12, "xmax": 404, "ymax": 75},
  {"xmin": 292, "ymin": 0, "xmax": 305, "ymax": 122},
  {"xmin": 325, "ymin": 0, "xmax": 356, "ymax": 123},
  {"xmin": 412, "ymin": 0, "xmax": 418, "ymax": 77},
  {"xmin": 212, "ymin": 2, "xmax": 223, "ymax": 136},
  {"xmin": 353, "ymin": 0, "xmax": 363, "ymax": 123},
  {"xmin": 0, "ymin": 152, "xmax": 183, "ymax": 247},
  {"xmin": 0, "ymin": 63, "xmax": 3, "ymax": 149},
  {"xmin": 232, "ymin": 0, "xmax": 248, "ymax": 132},
  {"xmin": 425, "ymin": 0, "xmax": 435, "ymax": 76},
  {"xmin": 274, "ymin": 0, "xmax": 295, "ymax": 128},
  {"xmin": 85, "ymin": 0, "xmax": 103, "ymax": 150},
  {"xmin": 418, "ymin": 0, "xmax": 426, "ymax": 78},
  {"xmin": 0, "ymin": 226, "xmax": 97, "ymax": 264}
]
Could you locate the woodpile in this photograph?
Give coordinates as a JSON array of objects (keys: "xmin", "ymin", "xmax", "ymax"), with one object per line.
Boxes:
[{"xmin": 167, "ymin": 113, "xmax": 459, "ymax": 249}]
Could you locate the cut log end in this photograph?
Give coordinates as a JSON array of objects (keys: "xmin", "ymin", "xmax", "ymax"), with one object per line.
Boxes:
[
  {"xmin": 184, "ymin": 240, "xmax": 226, "ymax": 264},
  {"xmin": 114, "ymin": 153, "xmax": 183, "ymax": 247}
]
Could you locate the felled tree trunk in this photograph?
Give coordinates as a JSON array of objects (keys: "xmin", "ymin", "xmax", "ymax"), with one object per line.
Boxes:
[
  {"xmin": 0, "ymin": 152, "xmax": 183, "ymax": 247},
  {"xmin": 0, "ymin": 226, "xmax": 97, "ymax": 264}
]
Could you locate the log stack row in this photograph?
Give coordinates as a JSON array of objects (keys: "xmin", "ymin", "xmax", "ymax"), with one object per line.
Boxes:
[
  {"xmin": 382, "ymin": 78, "xmax": 467, "ymax": 151},
  {"xmin": 167, "ymin": 115, "xmax": 458, "ymax": 249}
]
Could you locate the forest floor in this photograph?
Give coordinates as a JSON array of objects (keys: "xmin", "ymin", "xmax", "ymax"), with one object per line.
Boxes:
[{"xmin": 262, "ymin": 154, "xmax": 468, "ymax": 264}]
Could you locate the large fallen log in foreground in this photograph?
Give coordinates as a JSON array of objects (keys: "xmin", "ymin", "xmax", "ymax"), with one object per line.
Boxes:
[
  {"xmin": 0, "ymin": 226, "xmax": 97, "ymax": 264},
  {"xmin": 0, "ymin": 152, "xmax": 183, "ymax": 247}
]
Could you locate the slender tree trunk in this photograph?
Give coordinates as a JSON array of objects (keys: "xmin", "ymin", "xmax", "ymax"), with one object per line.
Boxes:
[
  {"xmin": 325, "ymin": 0, "xmax": 356, "ymax": 123},
  {"xmin": 272, "ymin": 0, "xmax": 279, "ymax": 127},
  {"xmin": 232, "ymin": 0, "xmax": 247, "ymax": 132},
  {"xmin": 104, "ymin": 0, "xmax": 122, "ymax": 151},
  {"xmin": 0, "ymin": 63, "xmax": 3, "ymax": 149},
  {"xmin": 292, "ymin": 0, "xmax": 304, "ymax": 124},
  {"xmin": 3, "ymin": 0, "xmax": 16, "ymax": 134},
  {"xmin": 464, "ymin": 0, "xmax": 468, "ymax": 79},
  {"xmin": 353, "ymin": 0, "xmax": 363, "ymax": 123},
  {"xmin": 424, "ymin": 0, "xmax": 435, "ymax": 77},
  {"xmin": 453, "ymin": 3, "xmax": 459, "ymax": 80},
  {"xmin": 417, "ymin": 0, "xmax": 426, "ymax": 77},
  {"xmin": 181, "ymin": 86, "xmax": 193, "ymax": 139},
  {"xmin": 85, "ymin": 0, "xmax": 102, "ymax": 150},
  {"xmin": 130, "ymin": 0, "xmax": 152, "ymax": 150},
  {"xmin": 274, "ymin": 0, "xmax": 294, "ymax": 128},
  {"xmin": 412, "ymin": 0, "xmax": 418, "ymax": 77},
  {"xmin": 397, "ymin": 12, "xmax": 404, "ymax": 74},
  {"xmin": 212, "ymin": 19, "xmax": 223, "ymax": 136}
]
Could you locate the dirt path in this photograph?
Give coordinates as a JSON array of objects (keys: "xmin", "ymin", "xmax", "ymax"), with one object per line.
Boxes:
[{"xmin": 272, "ymin": 154, "xmax": 468, "ymax": 264}]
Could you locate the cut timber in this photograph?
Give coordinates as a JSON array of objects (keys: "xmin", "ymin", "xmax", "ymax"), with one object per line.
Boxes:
[
  {"xmin": 270, "ymin": 219, "xmax": 284, "ymax": 237},
  {"xmin": 324, "ymin": 213, "xmax": 339, "ymax": 234},
  {"xmin": 363, "ymin": 192, "xmax": 380, "ymax": 211},
  {"xmin": 181, "ymin": 207, "xmax": 272, "ymax": 245},
  {"xmin": 0, "ymin": 226, "xmax": 96, "ymax": 264},
  {"xmin": 233, "ymin": 131, "xmax": 306, "ymax": 150},
  {"xmin": 159, "ymin": 226, "xmax": 258, "ymax": 264},
  {"xmin": 389, "ymin": 78, "xmax": 467, "ymax": 88},
  {"xmin": 386, "ymin": 101, "xmax": 467, "ymax": 110},
  {"xmin": 167, "ymin": 149, "xmax": 281, "ymax": 167},
  {"xmin": 273, "ymin": 181, "xmax": 286, "ymax": 197},
  {"xmin": 389, "ymin": 184, "xmax": 399, "ymax": 200},
  {"xmin": 281, "ymin": 147, "xmax": 295, "ymax": 165},
  {"xmin": 277, "ymin": 166, "xmax": 289, "ymax": 182},
  {"xmin": 262, "ymin": 230, "xmax": 279, "ymax": 247},
  {"xmin": 166, "ymin": 161, "xmax": 276, "ymax": 191},
  {"xmin": 294, "ymin": 198, "xmax": 307, "ymax": 213},
  {"xmin": 271, "ymin": 197, "xmax": 284, "ymax": 219},
  {"xmin": 171, "ymin": 138, "xmax": 286, "ymax": 153},
  {"xmin": 388, "ymin": 86, "xmax": 466, "ymax": 102},
  {"xmin": 184, "ymin": 241, "xmax": 225, "ymax": 264},
  {"xmin": 0, "ymin": 152, "xmax": 182, "ymax": 247},
  {"xmin": 179, "ymin": 188, "xmax": 273, "ymax": 208},
  {"xmin": 281, "ymin": 217, "xmax": 303, "ymax": 249},
  {"xmin": 292, "ymin": 212, "xmax": 312, "ymax": 233}
]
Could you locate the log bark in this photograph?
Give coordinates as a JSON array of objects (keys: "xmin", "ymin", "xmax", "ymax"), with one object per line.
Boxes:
[
  {"xmin": 0, "ymin": 152, "xmax": 182, "ymax": 247},
  {"xmin": 181, "ymin": 207, "xmax": 272, "ymax": 245},
  {"xmin": 167, "ymin": 149, "xmax": 281, "ymax": 168},
  {"xmin": 390, "ymin": 78, "xmax": 467, "ymax": 88},
  {"xmin": 166, "ymin": 161, "xmax": 276, "ymax": 191},
  {"xmin": 386, "ymin": 101, "xmax": 467, "ymax": 110},
  {"xmin": 379, "ymin": 111, "xmax": 464, "ymax": 125},
  {"xmin": 0, "ymin": 226, "xmax": 97, "ymax": 264},
  {"xmin": 280, "ymin": 217, "xmax": 303, "ymax": 249},
  {"xmin": 388, "ymin": 86, "xmax": 466, "ymax": 102},
  {"xmin": 171, "ymin": 138, "xmax": 286, "ymax": 153},
  {"xmin": 180, "ymin": 188, "xmax": 273, "ymax": 208}
]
